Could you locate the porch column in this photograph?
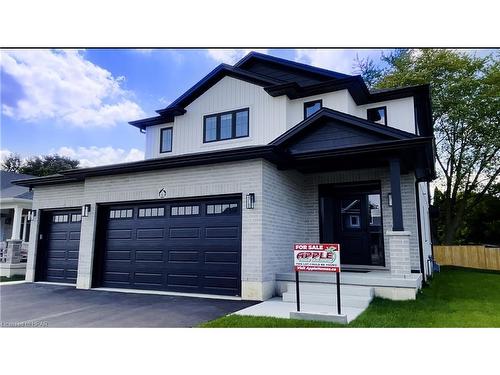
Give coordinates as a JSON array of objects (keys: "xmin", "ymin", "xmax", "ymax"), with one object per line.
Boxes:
[
  {"xmin": 389, "ymin": 158, "xmax": 404, "ymax": 231},
  {"xmin": 21, "ymin": 212, "xmax": 28, "ymax": 242},
  {"xmin": 10, "ymin": 206, "xmax": 23, "ymax": 240}
]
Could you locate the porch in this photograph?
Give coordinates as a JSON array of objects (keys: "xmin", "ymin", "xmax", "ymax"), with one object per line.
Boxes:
[{"xmin": 0, "ymin": 203, "xmax": 32, "ymax": 277}]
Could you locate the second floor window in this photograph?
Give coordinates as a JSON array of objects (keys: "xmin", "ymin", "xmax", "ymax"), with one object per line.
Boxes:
[
  {"xmin": 203, "ymin": 108, "xmax": 249, "ymax": 143},
  {"xmin": 304, "ymin": 100, "xmax": 322, "ymax": 119},
  {"xmin": 160, "ymin": 127, "xmax": 173, "ymax": 153},
  {"xmin": 367, "ymin": 106, "xmax": 387, "ymax": 125}
]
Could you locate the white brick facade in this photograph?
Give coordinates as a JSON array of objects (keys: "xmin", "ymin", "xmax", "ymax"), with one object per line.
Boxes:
[{"xmin": 27, "ymin": 159, "xmax": 424, "ymax": 300}]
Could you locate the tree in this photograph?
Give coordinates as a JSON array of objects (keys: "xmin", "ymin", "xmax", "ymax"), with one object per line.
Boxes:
[
  {"xmin": 356, "ymin": 49, "xmax": 500, "ymax": 244},
  {"xmin": 1, "ymin": 153, "xmax": 80, "ymax": 177},
  {"xmin": 1, "ymin": 153, "xmax": 22, "ymax": 173}
]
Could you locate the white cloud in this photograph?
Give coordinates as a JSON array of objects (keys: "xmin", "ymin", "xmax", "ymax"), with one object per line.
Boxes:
[
  {"xmin": 0, "ymin": 148, "xmax": 13, "ymax": 162},
  {"xmin": 206, "ymin": 49, "xmax": 269, "ymax": 64},
  {"xmin": 294, "ymin": 49, "xmax": 388, "ymax": 75},
  {"xmin": 55, "ymin": 146, "xmax": 144, "ymax": 168},
  {"xmin": 1, "ymin": 49, "xmax": 145, "ymax": 128}
]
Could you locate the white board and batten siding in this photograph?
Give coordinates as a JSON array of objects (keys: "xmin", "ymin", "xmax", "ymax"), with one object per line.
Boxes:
[
  {"xmin": 145, "ymin": 77, "xmax": 418, "ymax": 159},
  {"xmin": 146, "ymin": 76, "xmax": 287, "ymax": 158}
]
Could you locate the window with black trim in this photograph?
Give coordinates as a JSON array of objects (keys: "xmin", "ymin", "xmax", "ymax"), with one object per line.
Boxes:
[
  {"xmin": 203, "ymin": 108, "xmax": 249, "ymax": 143},
  {"xmin": 53, "ymin": 214, "xmax": 69, "ymax": 223},
  {"xmin": 109, "ymin": 209, "xmax": 133, "ymax": 219},
  {"xmin": 71, "ymin": 214, "xmax": 82, "ymax": 222},
  {"xmin": 206, "ymin": 203, "xmax": 238, "ymax": 215},
  {"xmin": 160, "ymin": 127, "xmax": 173, "ymax": 153},
  {"xmin": 138, "ymin": 207, "xmax": 165, "ymax": 218},
  {"xmin": 171, "ymin": 205, "xmax": 200, "ymax": 216},
  {"xmin": 304, "ymin": 100, "xmax": 322, "ymax": 119},
  {"xmin": 367, "ymin": 106, "xmax": 387, "ymax": 125}
]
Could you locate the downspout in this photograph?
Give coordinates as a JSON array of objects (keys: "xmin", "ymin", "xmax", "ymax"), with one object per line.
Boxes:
[
  {"xmin": 415, "ymin": 179, "xmax": 426, "ymax": 283},
  {"xmin": 427, "ymin": 182, "xmax": 434, "ymax": 258}
]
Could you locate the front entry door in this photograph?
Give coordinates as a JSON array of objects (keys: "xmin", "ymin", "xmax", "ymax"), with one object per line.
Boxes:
[{"xmin": 320, "ymin": 183, "xmax": 385, "ymax": 267}]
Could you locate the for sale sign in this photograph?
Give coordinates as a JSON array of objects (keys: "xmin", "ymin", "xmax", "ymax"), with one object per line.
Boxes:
[{"xmin": 293, "ymin": 243, "xmax": 340, "ymax": 272}]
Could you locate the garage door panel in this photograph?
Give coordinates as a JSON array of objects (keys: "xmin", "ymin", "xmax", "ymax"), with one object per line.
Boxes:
[
  {"xmin": 168, "ymin": 250, "xmax": 199, "ymax": 263},
  {"xmin": 103, "ymin": 271, "xmax": 130, "ymax": 283},
  {"xmin": 135, "ymin": 250, "xmax": 164, "ymax": 261},
  {"xmin": 136, "ymin": 228, "xmax": 165, "ymax": 239},
  {"xmin": 204, "ymin": 251, "xmax": 239, "ymax": 264},
  {"xmin": 205, "ymin": 226, "xmax": 239, "ymax": 239},
  {"xmin": 98, "ymin": 197, "xmax": 241, "ymax": 296},
  {"xmin": 105, "ymin": 250, "xmax": 132, "ymax": 261},
  {"xmin": 167, "ymin": 274, "xmax": 199, "ymax": 288},
  {"xmin": 107, "ymin": 229, "xmax": 133, "ymax": 240},
  {"xmin": 169, "ymin": 227, "xmax": 201, "ymax": 239}
]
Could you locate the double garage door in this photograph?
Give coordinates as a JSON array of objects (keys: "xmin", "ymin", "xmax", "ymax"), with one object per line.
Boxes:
[{"xmin": 93, "ymin": 197, "xmax": 242, "ymax": 296}]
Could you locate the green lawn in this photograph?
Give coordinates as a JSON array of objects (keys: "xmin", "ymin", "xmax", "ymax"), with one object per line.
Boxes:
[
  {"xmin": 0, "ymin": 275, "xmax": 26, "ymax": 283},
  {"xmin": 200, "ymin": 267, "xmax": 500, "ymax": 328}
]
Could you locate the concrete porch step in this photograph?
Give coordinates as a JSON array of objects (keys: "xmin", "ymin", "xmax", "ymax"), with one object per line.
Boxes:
[
  {"xmin": 282, "ymin": 291, "xmax": 373, "ymax": 308},
  {"xmin": 279, "ymin": 281, "xmax": 374, "ymax": 298}
]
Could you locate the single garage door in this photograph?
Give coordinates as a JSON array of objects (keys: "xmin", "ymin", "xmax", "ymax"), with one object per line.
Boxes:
[
  {"xmin": 36, "ymin": 209, "xmax": 82, "ymax": 284},
  {"xmin": 95, "ymin": 197, "xmax": 242, "ymax": 296}
]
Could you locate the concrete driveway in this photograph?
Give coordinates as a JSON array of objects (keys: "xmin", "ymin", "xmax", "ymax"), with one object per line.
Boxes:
[{"xmin": 0, "ymin": 283, "xmax": 257, "ymax": 327}]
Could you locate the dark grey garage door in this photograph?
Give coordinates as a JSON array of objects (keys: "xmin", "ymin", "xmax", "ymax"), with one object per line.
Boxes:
[
  {"xmin": 36, "ymin": 209, "xmax": 82, "ymax": 284},
  {"xmin": 94, "ymin": 197, "xmax": 242, "ymax": 296}
]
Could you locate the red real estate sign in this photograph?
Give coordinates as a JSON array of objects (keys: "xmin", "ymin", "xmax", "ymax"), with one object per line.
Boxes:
[{"xmin": 293, "ymin": 243, "xmax": 341, "ymax": 272}]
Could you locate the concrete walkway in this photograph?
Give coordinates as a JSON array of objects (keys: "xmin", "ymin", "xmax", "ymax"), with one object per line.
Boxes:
[{"xmin": 232, "ymin": 297, "xmax": 365, "ymax": 323}]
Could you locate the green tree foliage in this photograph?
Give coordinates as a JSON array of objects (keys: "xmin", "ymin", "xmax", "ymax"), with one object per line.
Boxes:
[
  {"xmin": 1, "ymin": 153, "xmax": 22, "ymax": 173},
  {"xmin": 356, "ymin": 49, "xmax": 500, "ymax": 244},
  {"xmin": 1, "ymin": 153, "xmax": 80, "ymax": 177}
]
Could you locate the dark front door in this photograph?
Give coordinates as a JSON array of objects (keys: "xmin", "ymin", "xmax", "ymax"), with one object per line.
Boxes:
[
  {"xmin": 93, "ymin": 196, "xmax": 242, "ymax": 296},
  {"xmin": 36, "ymin": 209, "xmax": 82, "ymax": 283},
  {"xmin": 320, "ymin": 183, "xmax": 384, "ymax": 267}
]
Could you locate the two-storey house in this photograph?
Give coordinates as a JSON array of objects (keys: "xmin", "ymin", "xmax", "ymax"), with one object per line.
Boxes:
[{"xmin": 15, "ymin": 52, "xmax": 435, "ymax": 301}]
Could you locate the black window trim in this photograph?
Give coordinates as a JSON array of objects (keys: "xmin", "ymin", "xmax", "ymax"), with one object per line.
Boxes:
[
  {"xmin": 367, "ymin": 106, "xmax": 388, "ymax": 126},
  {"xmin": 303, "ymin": 99, "xmax": 323, "ymax": 119},
  {"xmin": 160, "ymin": 127, "xmax": 173, "ymax": 153},
  {"xmin": 203, "ymin": 107, "xmax": 250, "ymax": 143}
]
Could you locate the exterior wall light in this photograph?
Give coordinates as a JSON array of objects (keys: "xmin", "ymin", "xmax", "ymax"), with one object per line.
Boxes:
[
  {"xmin": 27, "ymin": 209, "xmax": 37, "ymax": 221},
  {"xmin": 246, "ymin": 193, "xmax": 255, "ymax": 209},
  {"xmin": 82, "ymin": 204, "xmax": 91, "ymax": 217},
  {"xmin": 388, "ymin": 193, "xmax": 393, "ymax": 207}
]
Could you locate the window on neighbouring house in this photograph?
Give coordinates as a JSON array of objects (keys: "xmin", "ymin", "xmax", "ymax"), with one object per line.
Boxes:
[
  {"xmin": 304, "ymin": 100, "xmax": 322, "ymax": 119},
  {"xmin": 160, "ymin": 127, "xmax": 173, "ymax": 153},
  {"xmin": 367, "ymin": 107, "xmax": 387, "ymax": 125},
  {"xmin": 203, "ymin": 108, "xmax": 249, "ymax": 142}
]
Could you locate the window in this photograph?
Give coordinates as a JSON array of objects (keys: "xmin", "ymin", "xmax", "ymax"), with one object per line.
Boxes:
[
  {"xmin": 53, "ymin": 214, "xmax": 69, "ymax": 223},
  {"xmin": 206, "ymin": 203, "xmax": 238, "ymax": 215},
  {"xmin": 203, "ymin": 108, "xmax": 249, "ymax": 142},
  {"xmin": 367, "ymin": 106, "xmax": 387, "ymax": 125},
  {"xmin": 109, "ymin": 209, "xmax": 133, "ymax": 219},
  {"xmin": 171, "ymin": 205, "xmax": 200, "ymax": 216},
  {"xmin": 138, "ymin": 207, "xmax": 165, "ymax": 218},
  {"xmin": 304, "ymin": 100, "xmax": 322, "ymax": 119},
  {"xmin": 71, "ymin": 214, "xmax": 82, "ymax": 222},
  {"xmin": 160, "ymin": 127, "xmax": 173, "ymax": 153}
]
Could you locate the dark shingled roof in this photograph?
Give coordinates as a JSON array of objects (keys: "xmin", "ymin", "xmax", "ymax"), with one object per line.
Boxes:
[{"xmin": 1, "ymin": 171, "xmax": 34, "ymax": 200}]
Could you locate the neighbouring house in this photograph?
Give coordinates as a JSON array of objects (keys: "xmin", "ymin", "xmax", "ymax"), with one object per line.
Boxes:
[
  {"xmin": 14, "ymin": 52, "xmax": 435, "ymax": 302},
  {"xmin": 1, "ymin": 171, "xmax": 34, "ymax": 276}
]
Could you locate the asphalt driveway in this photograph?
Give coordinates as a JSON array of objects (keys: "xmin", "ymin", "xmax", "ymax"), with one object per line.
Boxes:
[{"xmin": 0, "ymin": 283, "xmax": 257, "ymax": 327}]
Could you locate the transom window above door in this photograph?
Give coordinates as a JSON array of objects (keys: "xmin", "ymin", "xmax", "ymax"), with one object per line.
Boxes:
[{"xmin": 203, "ymin": 108, "xmax": 249, "ymax": 142}]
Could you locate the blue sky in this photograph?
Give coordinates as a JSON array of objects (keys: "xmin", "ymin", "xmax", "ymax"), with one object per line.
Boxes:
[{"xmin": 0, "ymin": 48, "xmax": 493, "ymax": 167}]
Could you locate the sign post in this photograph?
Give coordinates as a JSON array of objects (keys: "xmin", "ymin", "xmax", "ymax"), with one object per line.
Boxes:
[{"xmin": 293, "ymin": 243, "xmax": 341, "ymax": 314}]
